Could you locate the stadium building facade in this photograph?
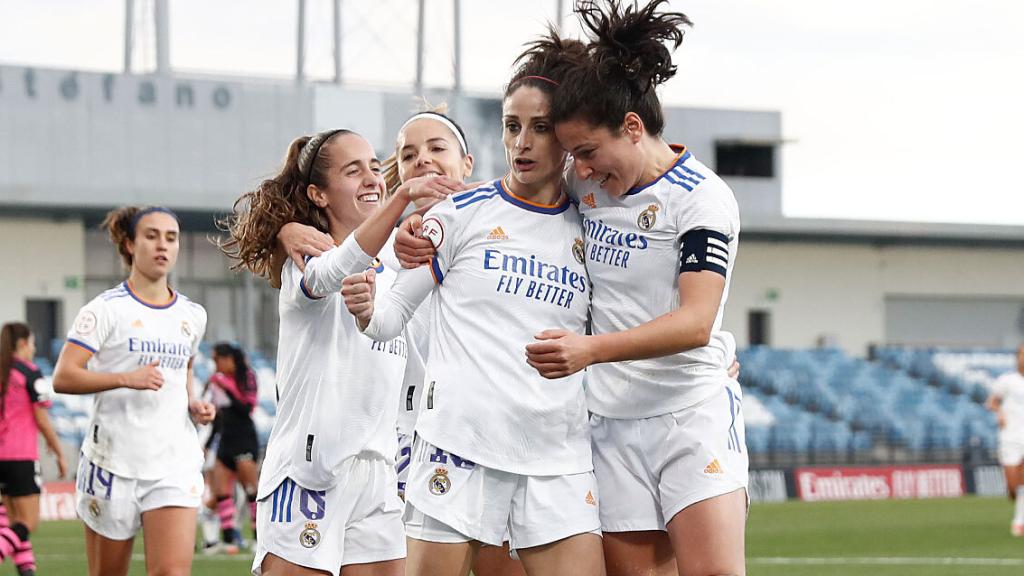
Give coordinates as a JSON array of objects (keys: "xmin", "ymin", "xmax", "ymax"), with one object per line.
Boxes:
[{"xmin": 1, "ymin": 63, "xmax": 1023, "ymax": 358}]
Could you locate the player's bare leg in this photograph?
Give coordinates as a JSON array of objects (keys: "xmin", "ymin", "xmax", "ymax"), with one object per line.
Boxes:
[
  {"xmin": 1003, "ymin": 463, "xmax": 1021, "ymax": 501},
  {"xmin": 516, "ymin": 532, "xmax": 605, "ymax": 576},
  {"xmin": 406, "ymin": 538, "xmax": 478, "ymax": 576},
  {"xmin": 83, "ymin": 524, "xmax": 133, "ymax": 576},
  {"xmin": 141, "ymin": 506, "xmax": 197, "ymax": 576},
  {"xmin": 602, "ymin": 531, "xmax": 676, "ymax": 576},
  {"xmin": 474, "ymin": 542, "xmax": 526, "ymax": 576},
  {"xmin": 341, "ymin": 558, "xmax": 405, "ymax": 576},
  {"xmin": 2, "ymin": 495, "xmax": 39, "ymax": 533},
  {"xmin": 665, "ymin": 489, "xmax": 746, "ymax": 576},
  {"xmin": 260, "ymin": 552, "xmax": 332, "ymax": 575}
]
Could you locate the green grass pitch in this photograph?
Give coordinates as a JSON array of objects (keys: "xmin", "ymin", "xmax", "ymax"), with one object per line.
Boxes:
[{"xmin": 4, "ymin": 496, "xmax": 1023, "ymax": 575}]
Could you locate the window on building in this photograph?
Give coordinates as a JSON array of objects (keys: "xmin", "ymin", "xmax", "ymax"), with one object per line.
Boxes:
[{"xmin": 715, "ymin": 141, "xmax": 775, "ymax": 178}]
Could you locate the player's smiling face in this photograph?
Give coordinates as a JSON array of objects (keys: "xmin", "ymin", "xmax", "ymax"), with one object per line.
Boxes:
[
  {"xmin": 128, "ymin": 212, "xmax": 179, "ymax": 281},
  {"xmin": 502, "ymin": 85, "xmax": 566, "ymax": 189},
  {"xmin": 556, "ymin": 117, "xmax": 644, "ymax": 198},
  {"xmin": 396, "ymin": 119, "xmax": 473, "ymax": 184},
  {"xmin": 310, "ymin": 133, "xmax": 385, "ymax": 234}
]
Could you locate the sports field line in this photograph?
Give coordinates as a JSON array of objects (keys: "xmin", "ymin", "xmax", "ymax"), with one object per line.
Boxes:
[
  {"xmin": 34, "ymin": 553, "xmax": 248, "ymax": 562},
  {"xmin": 751, "ymin": 557, "xmax": 1024, "ymax": 567}
]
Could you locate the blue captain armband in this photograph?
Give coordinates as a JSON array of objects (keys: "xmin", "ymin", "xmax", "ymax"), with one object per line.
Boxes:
[{"xmin": 679, "ymin": 228, "xmax": 730, "ymax": 277}]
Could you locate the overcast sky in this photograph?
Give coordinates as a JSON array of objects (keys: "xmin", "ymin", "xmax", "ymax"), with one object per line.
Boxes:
[{"xmin": 2, "ymin": 0, "xmax": 1022, "ymax": 225}]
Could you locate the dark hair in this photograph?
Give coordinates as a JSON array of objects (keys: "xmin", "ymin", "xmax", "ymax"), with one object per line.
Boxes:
[
  {"xmin": 1, "ymin": 322, "xmax": 31, "ymax": 418},
  {"xmin": 212, "ymin": 342, "xmax": 252, "ymax": 385},
  {"xmin": 100, "ymin": 206, "xmax": 181, "ymax": 269},
  {"xmin": 506, "ymin": 24, "xmax": 588, "ymax": 101},
  {"xmin": 217, "ymin": 129, "xmax": 353, "ymax": 279},
  {"xmin": 550, "ymin": 0, "xmax": 692, "ymax": 136}
]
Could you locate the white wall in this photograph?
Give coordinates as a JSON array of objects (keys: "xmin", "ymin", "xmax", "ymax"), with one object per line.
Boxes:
[
  {"xmin": 723, "ymin": 240, "xmax": 1024, "ymax": 355},
  {"xmin": 0, "ymin": 216, "xmax": 85, "ymax": 337}
]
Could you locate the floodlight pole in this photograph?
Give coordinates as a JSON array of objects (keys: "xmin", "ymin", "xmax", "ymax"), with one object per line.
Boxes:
[
  {"xmin": 556, "ymin": 0, "xmax": 565, "ymax": 33},
  {"xmin": 453, "ymin": 0, "xmax": 462, "ymax": 94},
  {"xmin": 124, "ymin": 0, "xmax": 134, "ymax": 73},
  {"xmin": 155, "ymin": 0, "xmax": 169, "ymax": 75},
  {"xmin": 415, "ymin": 0, "xmax": 425, "ymax": 94},
  {"xmin": 333, "ymin": 0, "xmax": 343, "ymax": 84},
  {"xmin": 297, "ymin": 0, "xmax": 307, "ymax": 82}
]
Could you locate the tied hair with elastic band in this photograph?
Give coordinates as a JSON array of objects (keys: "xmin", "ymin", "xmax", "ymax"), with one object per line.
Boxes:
[
  {"xmin": 298, "ymin": 129, "xmax": 347, "ymax": 186},
  {"xmin": 128, "ymin": 207, "xmax": 179, "ymax": 237},
  {"xmin": 399, "ymin": 112, "xmax": 470, "ymax": 156}
]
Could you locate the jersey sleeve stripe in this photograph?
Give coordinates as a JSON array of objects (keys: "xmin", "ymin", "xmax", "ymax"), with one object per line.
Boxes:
[
  {"xmin": 452, "ymin": 185, "xmax": 496, "ymax": 203},
  {"xmin": 67, "ymin": 338, "xmax": 97, "ymax": 355},
  {"xmin": 665, "ymin": 171, "xmax": 695, "ymax": 192},
  {"xmin": 429, "ymin": 256, "xmax": 445, "ymax": 285},
  {"xmin": 299, "ymin": 277, "xmax": 323, "ymax": 300},
  {"xmin": 455, "ymin": 190, "xmax": 500, "ymax": 210}
]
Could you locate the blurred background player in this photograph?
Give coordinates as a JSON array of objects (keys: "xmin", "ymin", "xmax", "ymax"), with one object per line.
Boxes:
[
  {"xmin": 52, "ymin": 206, "xmax": 216, "ymax": 576},
  {"xmin": 986, "ymin": 344, "xmax": 1024, "ymax": 536},
  {"xmin": 0, "ymin": 322, "xmax": 67, "ymax": 576},
  {"xmin": 205, "ymin": 341, "xmax": 260, "ymax": 553}
]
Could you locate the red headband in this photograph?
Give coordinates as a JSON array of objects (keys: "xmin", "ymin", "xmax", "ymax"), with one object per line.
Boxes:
[{"xmin": 519, "ymin": 75, "xmax": 560, "ymax": 86}]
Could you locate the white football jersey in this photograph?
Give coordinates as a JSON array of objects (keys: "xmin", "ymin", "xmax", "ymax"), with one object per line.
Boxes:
[
  {"xmin": 567, "ymin": 146, "xmax": 741, "ymax": 419},
  {"xmin": 257, "ymin": 252, "xmax": 409, "ymax": 497},
  {"xmin": 363, "ymin": 180, "xmax": 593, "ymax": 476},
  {"xmin": 379, "ymin": 232, "xmax": 432, "ymax": 437},
  {"xmin": 993, "ymin": 371, "xmax": 1024, "ymax": 443},
  {"xmin": 66, "ymin": 282, "xmax": 207, "ymax": 480}
]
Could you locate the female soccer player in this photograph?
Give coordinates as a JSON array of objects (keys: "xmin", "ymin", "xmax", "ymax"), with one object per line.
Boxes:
[
  {"xmin": 341, "ymin": 37, "xmax": 606, "ymax": 576},
  {"xmin": 523, "ymin": 2, "xmax": 748, "ymax": 575},
  {"xmin": 986, "ymin": 344, "xmax": 1024, "ymax": 536},
  {"xmin": 207, "ymin": 342, "xmax": 260, "ymax": 550},
  {"xmin": 221, "ymin": 128, "xmax": 453, "ymax": 576},
  {"xmin": 52, "ymin": 206, "xmax": 216, "ymax": 576},
  {"xmin": 275, "ymin": 110, "xmax": 527, "ymax": 576},
  {"xmin": 0, "ymin": 322, "xmax": 66, "ymax": 576}
]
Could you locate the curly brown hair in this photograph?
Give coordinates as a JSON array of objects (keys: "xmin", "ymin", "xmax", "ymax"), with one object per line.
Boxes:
[{"xmin": 217, "ymin": 130, "xmax": 352, "ymax": 280}]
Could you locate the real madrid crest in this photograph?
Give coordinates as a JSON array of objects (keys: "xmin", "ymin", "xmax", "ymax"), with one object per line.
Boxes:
[
  {"xmin": 572, "ymin": 238, "xmax": 586, "ymax": 265},
  {"xmin": 637, "ymin": 204, "xmax": 659, "ymax": 231},
  {"xmin": 180, "ymin": 320, "xmax": 192, "ymax": 338},
  {"xmin": 88, "ymin": 498, "xmax": 102, "ymax": 518},
  {"xmin": 299, "ymin": 522, "xmax": 321, "ymax": 548},
  {"xmin": 429, "ymin": 467, "xmax": 451, "ymax": 496}
]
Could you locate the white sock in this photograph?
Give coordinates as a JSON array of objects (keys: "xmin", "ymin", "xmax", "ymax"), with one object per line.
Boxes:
[
  {"xmin": 1014, "ymin": 486, "xmax": 1024, "ymax": 525},
  {"xmin": 199, "ymin": 506, "xmax": 221, "ymax": 546}
]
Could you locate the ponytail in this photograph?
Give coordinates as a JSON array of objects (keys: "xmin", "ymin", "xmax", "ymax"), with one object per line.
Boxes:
[
  {"xmin": 551, "ymin": 0, "xmax": 692, "ymax": 136},
  {"xmin": 0, "ymin": 322, "xmax": 31, "ymax": 419},
  {"xmin": 217, "ymin": 130, "xmax": 351, "ymax": 280}
]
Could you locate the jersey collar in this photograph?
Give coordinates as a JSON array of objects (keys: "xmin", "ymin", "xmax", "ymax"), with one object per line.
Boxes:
[
  {"xmin": 496, "ymin": 178, "xmax": 570, "ymax": 215},
  {"xmin": 624, "ymin": 145, "xmax": 690, "ymax": 196},
  {"xmin": 124, "ymin": 280, "xmax": 178, "ymax": 309}
]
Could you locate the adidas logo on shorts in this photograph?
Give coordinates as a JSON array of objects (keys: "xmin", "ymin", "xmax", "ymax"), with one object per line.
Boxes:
[
  {"xmin": 704, "ymin": 459, "xmax": 723, "ymax": 475},
  {"xmin": 585, "ymin": 490, "xmax": 596, "ymax": 506}
]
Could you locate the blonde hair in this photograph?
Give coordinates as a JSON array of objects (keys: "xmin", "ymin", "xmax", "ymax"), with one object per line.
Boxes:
[{"xmin": 382, "ymin": 101, "xmax": 470, "ymax": 197}]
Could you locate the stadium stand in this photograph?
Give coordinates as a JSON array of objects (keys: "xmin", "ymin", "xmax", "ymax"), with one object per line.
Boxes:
[{"xmin": 38, "ymin": 341, "xmax": 1012, "ymax": 471}]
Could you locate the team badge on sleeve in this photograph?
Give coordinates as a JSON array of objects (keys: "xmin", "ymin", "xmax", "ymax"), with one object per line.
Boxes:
[
  {"xmin": 299, "ymin": 522, "xmax": 321, "ymax": 548},
  {"xmin": 429, "ymin": 467, "xmax": 451, "ymax": 495},
  {"xmin": 421, "ymin": 217, "xmax": 445, "ymax": 249},
  {"xmin": 572, "ymin": 238, "xmax": 586, "ymax": 264},
  {"xmin": 74, "ymin": 311, "xmax": 98, "ymax": 335},
  {"xmin": 637, "ymin": 204, "xmax": 659, "ymax": 231}
]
